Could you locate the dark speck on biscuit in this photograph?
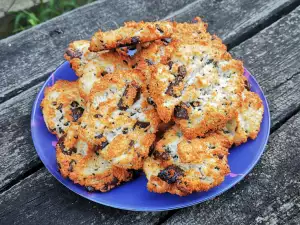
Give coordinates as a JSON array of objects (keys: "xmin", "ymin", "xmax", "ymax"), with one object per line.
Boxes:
[{"xmin": 158, "ymin": 165, "xmax": 184, "ymax": 184}]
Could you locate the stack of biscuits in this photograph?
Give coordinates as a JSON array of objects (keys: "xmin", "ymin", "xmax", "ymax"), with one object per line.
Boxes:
[{"xmin": 41, "ymin": 18, "xmax": 264, "ymax": 196}]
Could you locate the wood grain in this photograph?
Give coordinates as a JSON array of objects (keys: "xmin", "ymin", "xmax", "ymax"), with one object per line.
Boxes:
[
  {"xmin": 230, "ymin": 6, "xmax": 300, "ymax": 128},
  {"xmin": 0, "ymin": 168, "xmax": 167, "ymax": 225},
  {"xmin": 0, "ymin": 83, "xmax": 43, "ymax": 191},
  {"xmin": 163, "ymin": 0, "xmax": 300, "ymax": 45}
]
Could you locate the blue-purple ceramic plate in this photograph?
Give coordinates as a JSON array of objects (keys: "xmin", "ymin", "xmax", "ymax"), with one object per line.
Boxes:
[{"xmin": 31, "ymin": 61, "xmax": 270, "ymax": 211}]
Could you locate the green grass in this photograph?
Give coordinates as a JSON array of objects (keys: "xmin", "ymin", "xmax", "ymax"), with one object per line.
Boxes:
[{"xmin": 10, "ymin": 0, "xmax": 95, "ymax": 33}]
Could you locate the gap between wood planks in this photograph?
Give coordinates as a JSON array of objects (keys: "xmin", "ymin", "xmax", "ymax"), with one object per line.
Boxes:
[
  {"xmin": 1, "ymin": 0, "xmax": 300, "ymax": 209},
  {"xmin": 0, "ymin": 164, "xmax": 43, "ymax": 193},
  {"xmin": 0, "ymin": 72, "xmax": 53, "ymax": 104}
]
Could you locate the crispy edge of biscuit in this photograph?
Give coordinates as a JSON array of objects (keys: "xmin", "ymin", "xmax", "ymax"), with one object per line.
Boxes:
[
  {"xmin": 64, "ymin": 40, "xmax": 90, "ymax": 62},
  {"xmin": 176, "ymin": 106, "xmax": 239, "ymax": 139},
  {"xmin": 40, "ymin": 80, "xmax": 84, "ymax": 137},
  {"xmin": 89, "ymin": 21, "xmax": 175, "ymax": 51},
  {"xmin": 234, "ymin": 90, "xmax": 264, "ymax": 146}
]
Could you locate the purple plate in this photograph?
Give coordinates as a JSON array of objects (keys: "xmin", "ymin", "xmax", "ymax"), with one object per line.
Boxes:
[{"xmin": 31, "ymin": 61, "xmax": 270, "ymax": 211}]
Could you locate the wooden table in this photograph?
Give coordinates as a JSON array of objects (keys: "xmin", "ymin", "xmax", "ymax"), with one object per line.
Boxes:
[{"xmin": 1, "ymin": 0, "xmax": 300, "ymax": 224}]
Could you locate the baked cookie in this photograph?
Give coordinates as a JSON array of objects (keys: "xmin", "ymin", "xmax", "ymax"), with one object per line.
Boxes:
[
  {"xmin": 220, "ymin": 89, "xmax": 264, "ymax": 146},
  {"xmin": 143, "ymin": 125, "xmax": 230, "ymax": 196},
  {"xmin": 64, "ymin": 40, "xmax": 129, "ymax": 99},
  {"xmin": 78, "ymin": 69, "xmax": 160, "ymax": 170},
  {"xmin": 149, "ymin": 36, "xmax": 245, "ymax": 139},
  {"xmin": 40, "ymin": 80, "xmax": 85, "ymax": 137},
  {"xmin": 56, "ymin": 124, "xmax": 133, "ymax": 192},
  {"xmin": 89, "ymin": 21, "xmax": 175, "ymax": 51}
]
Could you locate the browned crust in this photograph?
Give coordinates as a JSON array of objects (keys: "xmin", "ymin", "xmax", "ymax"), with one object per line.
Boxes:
[
  {"xmin": 56, "ymin": 124, "xmax": 133, "ymax": 192},
  {"xmin": 76, "ymin": 52, "xmax": 129, "ymax": 100},
  {"xmin": 219, "ymin": 90, "xmax": 264, "ymax": 146},
  {"xmin": 46, "ymin": 17, "xmax": 265, "ymax": 195},
  {"xmin": 40, "ymin": 80, "xmax": 85, "ymax": 137},
  {"xmin": 89, "ymin": 21, "xmax": 175, "ymax": 51},
  {"xmin": 148, "ymin": 20, "xmax": 245, "ymax": 138},
  {"xmin": 64, "ymin": 40, "xmax": 89, "ymax": 62},
  {"xmin": 143, "ymin": 126, "xmax": 230, "ymax": 196},
  {"xmin": 77, "ymin": 69, "xmax": 161, "ymax": 170}
]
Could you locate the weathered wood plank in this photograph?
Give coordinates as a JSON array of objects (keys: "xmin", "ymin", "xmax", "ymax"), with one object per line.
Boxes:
[
  {"xmin": 0, "ymin": 0, "xmax": 299, "ymax": 103},
  {"xmin": 163, "ymin": 105, "xmax": 300, "ymax": 225},
  {"xmin": 230, "ymin": 5, "xmax": 300, "ymax": 128},
  {"xmin": 164, "ymin": 0, "xmax": 300, "ymax": 45},
  {"xmin": 0, "ymin": 82, "xmax": 43, "ymax": 191},
  {"xmin": 2, "ymin": 0, "xmax": 300, "ymax": 194},
  {"xmin": 0, "ymin": 168, "xmax": 167, "ymax": 225}
]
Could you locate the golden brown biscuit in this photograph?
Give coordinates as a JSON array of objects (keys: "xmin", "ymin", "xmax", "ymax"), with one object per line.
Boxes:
[
  {"xmin": 56, "ymin": 124, "xmax": 133, "ymax": 192},
  {"xmin": 78, "ymin": 69, "xmax": 160, "ymax": 170},
  {"xmin": 127, "ymin": 39, "xmax": 177, "ymax": 87},
  {"xmin": 220, "ymin": 90, "xmax": 264, "ymax": 146},
  {"xmin": 144, "ymin": 17, "xmax": 244, "ymax": 139},
  {"xmin": 171, "ymin": 17, "xmax": 209, "ymax": 43},
  {"xmin": 149, "ymin": 41, "xmax": 245, "ymax": 139},
  {"xmin": 40, "ymin": 80, "xmax": 85, "ymax": 137},
  {"xmin": 89, "ymin": 21, "xmax": 175, "ymax": 51},
  {"xmin": 143, "ymin": 125, "xmax": 230, "ymax": 196},
  {"xmin": 110, "ymin": 18, "xmax": 243, "ymax": 139},
  {"xmin": 64, "ymin": 40, "xmax": 129, "ymax": 100}
]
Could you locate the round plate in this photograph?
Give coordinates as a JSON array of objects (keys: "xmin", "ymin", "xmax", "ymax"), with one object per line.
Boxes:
[{"xmin": 31, "ymin": 61, "xmax": 270, "ymax": 211}]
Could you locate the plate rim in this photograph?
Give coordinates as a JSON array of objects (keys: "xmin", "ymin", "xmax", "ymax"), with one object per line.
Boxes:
[{"xmin": 31, "ymin": 62, "xmax": 271, "ymax": 211}]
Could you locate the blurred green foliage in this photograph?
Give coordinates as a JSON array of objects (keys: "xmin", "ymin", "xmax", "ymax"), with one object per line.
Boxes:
[{"xmin": 10, "ymin": 0, "xmax": 95, "ymax": 33}]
